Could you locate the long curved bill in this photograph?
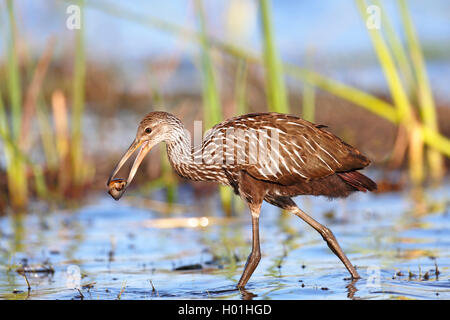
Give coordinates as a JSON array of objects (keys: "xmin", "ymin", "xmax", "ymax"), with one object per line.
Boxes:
[{"xmin": 107, "ymin": 138, "xmax": 153, "ymax": 200}]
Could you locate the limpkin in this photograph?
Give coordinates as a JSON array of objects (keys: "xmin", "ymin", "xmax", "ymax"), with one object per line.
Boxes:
[{"xmin": 107, "ymin": 111, "xmax": 377, "ymax": 288}]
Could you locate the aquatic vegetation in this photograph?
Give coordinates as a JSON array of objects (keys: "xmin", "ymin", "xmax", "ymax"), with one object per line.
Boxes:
[
  {"xmin": 195, "ymin": 0, "xmax": 233, "ymax": 214},
  {"xmin": 0, "ymin": 0, "xmax": 94, "ymax": 212},
  {"xmin": 356, "ymin": 0, "xmax": 445, "ymax": 185},
  {"xmin": 0, "ymin": 0, "xmax": 448, "ymax": 214},
  {"xmin": 70, "ymin": 0, "xmax": 89, "ymax": 189},
  {"xmin": 260, "ymin": 0, "xmax": 289, "ymax": 114}
]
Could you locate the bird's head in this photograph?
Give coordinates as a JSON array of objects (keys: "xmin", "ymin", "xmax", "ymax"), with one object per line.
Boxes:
[{"xmin": 107, "ymin": 111, "xmax": 181, "ymax": 200}]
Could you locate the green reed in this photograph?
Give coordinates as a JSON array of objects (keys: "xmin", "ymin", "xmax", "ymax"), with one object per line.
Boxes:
[
  {"xmin": 0, "ymin": 0, "xmax": 95, "ymax": 211},
  {"xmin": 232, "ymin": 59, "xmax": 248, "ymax": 213},
  {"xmin": 260, "ymin": 0, "xmax": 289, "ymax": 113},
  {"xmin": 4, "ymin": 0, "xmax": 28, "ymax": 209},
  {"xmin": 374, "ymin": 0, "xmax": 416, "ymax": 97},
  {"xmin": 234, "ymin": 59, "xmax": 248, "ymax": 116},
  {"xmin": 356, "ymin": 0, "xmax": 424, "ymax": 182},
  {"xmin": 0, "ymin": 87, "xmax": 47, "ymax": 202},
  {"xmin": 71, "ymin": 0, "xmax": 87, "ymax": 187},
  {"xmin": 302, "ymin": 82, "xmax": 315, "ymax": 123},
  {"xmin": 195, "ymin": 0, "xmax": 222, "ymax": 129},
  {"xmin": 302, "ymin": 51, "xmax": 315, "ymax": 122},
  {"xmin": 398, "ymin": 0, "xmax": 444, "ymax": 181},
  {"xmin": 195, "ymin": 0, "xmax": 233, "ymax": 214},
  {"xmin": 357, "ymin": 0, "xmax": 446, "ymax": 183},
  {"xmin": 148, "ymin": 71, "xmax": 178, "ymax": 204},
  {"xmin": 6, "ymin": 0, "xmax": 21, "ymax": 141},
  {"xmin": 356, "ymin": 1, "xmax": 414, "ymax": 124}
]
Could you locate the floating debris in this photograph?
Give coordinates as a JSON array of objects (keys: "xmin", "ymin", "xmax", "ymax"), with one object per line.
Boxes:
[
  {"xmin": 435, "ymin": 261, "xmax": 440, "ymax": 278},
  {"xmin": 16, "ymin": 263, "xmax": 55, "ymax": 275},
  {"xmin": 108, "ymin": 235, "xmax": 117, "ymax": 262},
  {"xmin": 82, "ymin": 282, "xmax": 96, "ymax": 290},
  {"xmin": 75, "ymin": 288, "xmax": 84, "ymax": 300},
  {"xmin": 174, "ymin": 263, "xmax": 203, "ymax": 271},
  {"xmin": 149, "ymin": 280, "xmax": 156, "ymax": 293},
  {"xmin": 22, "ymin": 272, "xmax": 31, "ymax": 291},
  {"xmin": 149, "ymin": 280, "xmax": 159, "ymax": 297},
  {"xmin": 108, "ymin": 250, "xmax": 115, "ymax": 262},
  {"xmin": 323, "ymin": 210, "xmax": 335, "ymax": 220}
]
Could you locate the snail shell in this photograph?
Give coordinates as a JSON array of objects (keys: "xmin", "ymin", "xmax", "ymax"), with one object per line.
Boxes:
[{"xmin": 108, "ymin": 179, "xmax": 127, "ymax": 200}]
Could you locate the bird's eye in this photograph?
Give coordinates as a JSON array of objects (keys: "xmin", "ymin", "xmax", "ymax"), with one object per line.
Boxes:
[{"xmin": 145, "ymin": 127, "xmax": 152, "ymax": 134}]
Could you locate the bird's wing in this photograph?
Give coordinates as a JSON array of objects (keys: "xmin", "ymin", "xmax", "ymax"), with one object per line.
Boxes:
[{"xmin": 206, "ymin": 113, "xmax": 370, "ymax": 185}]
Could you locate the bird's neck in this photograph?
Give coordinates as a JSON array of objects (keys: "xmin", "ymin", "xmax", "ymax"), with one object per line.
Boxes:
[
  {"xmin": 165, "ymin": 124, "xmax": 193, "ymax": 166},
  {"xmin": 165, "ymin": 123, "xmax": 225, "ymax": 183}
]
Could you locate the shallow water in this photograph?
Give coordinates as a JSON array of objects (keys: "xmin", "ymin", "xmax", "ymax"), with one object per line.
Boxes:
[{"xmin": 0, "ymin": 180, "xmax": 449, "ymax": 300}]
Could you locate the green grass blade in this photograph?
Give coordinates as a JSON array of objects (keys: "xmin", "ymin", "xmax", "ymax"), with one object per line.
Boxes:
[
  {"xmin": 71, "ymin": 0, "xmax": 86, "ymax": 186},
  {"xmin": 234, "ymin": 59, "xmax": 248, "ymax": 116},
  {"xmin": 195, "ymin": 0, "xmax": 233, "ymax": 214},
  {"xmin": 302, "ymin": 82, "xmax": 315, "ymax": 122},
  {"xmin": 374, "ymin": 0, "xmax": 416, "ymax": 97},
  {"xmin": 148, "ymin": 71, "xmax": 178, "ymax": 204},
  {"xmin": 0, "ymin": 89, "xmax": 48, "ymax": 201},
  {"xmin": 0, "ymin": 88, "xmax": 12, "ymax": 157},
  {"xmin": 356, "ymin": 0, "xmax": 413, "ymax": 125},
  {"xmin": 398, "ymin": 0, "xmax": 444, "ymax": 180},
  {"xmin": 195, "ymin": 0, "xmax": 222, "ymax": 129},
  {"xmin": 357, "ymin": 0, "xmax": 428, "ymax": 184},
  {"xmin": 0, "ymin": 127, "xmax": 48, "ymax": 200},
  {"xmin": 6, "ymin": 0, "xmax": 22, "ymax": 141},
  {"xmin": 285, "ymin": 66, "xmax": 398, "ymax": 123},
  {"xmin": 5, "ymin": 0, "xmax": 28, "ymax": 209},
  {"xmin": 302, "ymin": 52, "xmax": 315, "ymax": 122},
  {"xmin": 421, "ymin": 127, "xmax": 450, "ymax": 158},
  {"xmin": 398, "ymin": 0, "xmax": 438, "ymax": 126},
  {"xmin": 259, "ymin": 0, "xmax": 289, "ymax": 113}
]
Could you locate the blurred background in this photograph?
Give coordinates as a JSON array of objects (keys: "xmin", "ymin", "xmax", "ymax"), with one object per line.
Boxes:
[{"xmin": 0, "ymin": 0, "xmax": 449, "ymax": 300}]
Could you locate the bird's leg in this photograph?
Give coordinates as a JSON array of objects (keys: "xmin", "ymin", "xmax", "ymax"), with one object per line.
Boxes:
[
  {"xmin": 237, "ymin": 206, "xmax": 261, "ymax": 289},
  {"xmin": 290, "ymin": 206, "xmax": 360, "ymax": 279}
]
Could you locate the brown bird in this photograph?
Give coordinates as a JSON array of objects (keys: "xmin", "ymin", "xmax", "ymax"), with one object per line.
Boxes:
[{"xmin": 107, "ymin": 111, "xmax": 377, "ymax": 288}]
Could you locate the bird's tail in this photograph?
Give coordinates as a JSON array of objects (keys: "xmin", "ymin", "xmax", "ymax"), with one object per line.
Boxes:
[{"xmin": 337, "ymin": 171, "xmax": 377, "ymax": 192}]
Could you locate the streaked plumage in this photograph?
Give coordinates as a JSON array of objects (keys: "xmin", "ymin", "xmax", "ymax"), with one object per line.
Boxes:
[
  {"xmin": 155, "ymin": 112, "xmax": 375, "ymax": 198},
  {"xmin": 108, "ymin": 111, "xmax": 377, "ymax": 288}
]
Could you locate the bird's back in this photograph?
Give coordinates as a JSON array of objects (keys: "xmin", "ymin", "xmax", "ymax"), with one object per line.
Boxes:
[{"xmin": 201, "ymin": 112, "xmax": 371, "ymax": 186}]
